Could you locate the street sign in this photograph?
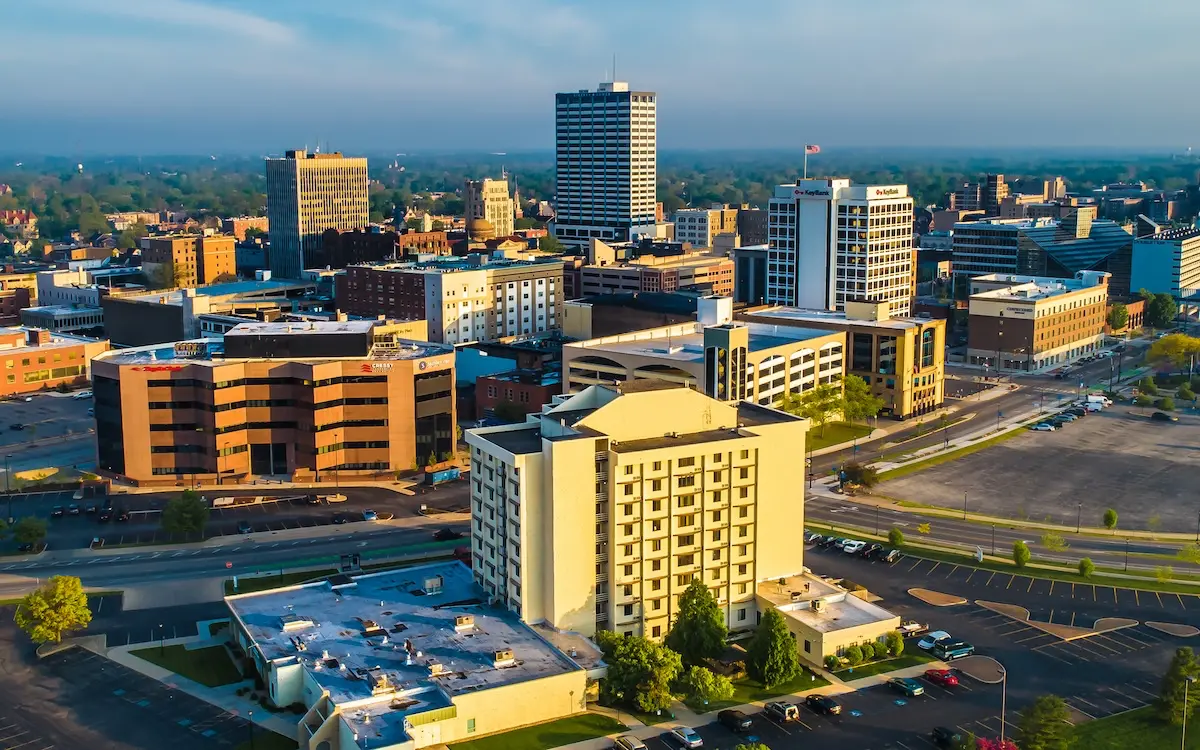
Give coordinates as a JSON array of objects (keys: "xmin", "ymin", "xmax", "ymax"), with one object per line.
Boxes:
[{"xmin": 225, "ymin": 561, "xmax": 232, "ymax": 569}]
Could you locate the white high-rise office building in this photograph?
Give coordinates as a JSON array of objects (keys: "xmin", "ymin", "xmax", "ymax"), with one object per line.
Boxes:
[
  {"xmin": 552, "ymin": 82, "xmax": 657, "ymax": 250},
  {"xmin": 766, "ymin": 179, "xmax": 915, "ymax": 317}
]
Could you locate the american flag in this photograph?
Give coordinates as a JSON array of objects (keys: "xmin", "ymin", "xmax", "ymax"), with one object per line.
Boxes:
[{"xmin": 805, "ymin": 144, "xmax": 821, "ymax": 154}]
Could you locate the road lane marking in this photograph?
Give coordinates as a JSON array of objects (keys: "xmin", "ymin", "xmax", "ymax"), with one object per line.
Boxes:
[
  {"xmin": 1027, "ymin": 577, "xmax": 1035, "ymax": 593},
  {"xmin": 986, "ymin": 572, "xmax": 996, "ymax": 586},
  {"xmin": 1049, "ymin": 581, "xmax": 1055, "ymax": 596}
]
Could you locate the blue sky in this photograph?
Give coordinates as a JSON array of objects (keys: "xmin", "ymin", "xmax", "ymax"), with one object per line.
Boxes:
[{"xmin": 3, "ymin": 0, "xmax": 1200, "ymax": 154}]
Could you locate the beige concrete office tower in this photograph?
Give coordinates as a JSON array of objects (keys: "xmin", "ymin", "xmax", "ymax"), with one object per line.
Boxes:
[
  {"xmin": 465, "ymin": 380, "xmax": 808, "ymax": 638},
  {"xmin": 265, "ymin": 150, "xmax": 369, "ymax": 279},
  {"xmin": 464, "ymin": 178, "xmax": 515, "ymax": 238}
]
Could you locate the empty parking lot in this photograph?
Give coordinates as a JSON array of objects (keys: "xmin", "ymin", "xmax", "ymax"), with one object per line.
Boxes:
[{"xmin": 880, "ymin": 405, "xmax": 1200, "ymax": 531}]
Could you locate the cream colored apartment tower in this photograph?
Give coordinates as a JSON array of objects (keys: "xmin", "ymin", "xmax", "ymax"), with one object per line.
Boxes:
[
  {"xmin": 464, "ymin": 178, "xmax": 515, "ymax": 238},
  {"xmin": 265, "ymin": 149, "xmax": 369, "ymax": 279},
  {"xmin": 465, "ymin": 381, "xmax": 808, "ymax": 639}
]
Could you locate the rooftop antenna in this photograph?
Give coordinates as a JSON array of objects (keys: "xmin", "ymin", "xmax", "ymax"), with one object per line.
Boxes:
[{"xmin": 613, "ymin": 53, "xmax": 617, "ymax": 82}]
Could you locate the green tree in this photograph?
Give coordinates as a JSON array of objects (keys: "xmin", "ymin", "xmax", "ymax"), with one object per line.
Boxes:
[
  {"xmin": 1146, "ymin": 292, "xmax": 1179, "ymax": 329},
  {"xmin": 885, "ymin": 630, "xmax": 904, "ymax": 656},
  {"xmin": 665, "ymin": 579, "xmax": 728, "ymax": 666},
  {"xmin": 1178, "ymin": 385, "xmax": 1195, "ymax": 401},
  {"xmin": 1158, "ymin": 646, "xmax": 1200, "ymax": 724},
  {"xmin": 870, "ymin": 640, "xmax": 889, "ymax": 660},
  {"xmin": 842, "ymin": 374, "xmax": 885, "ymax": 424},
  {"xmin": 1106, "ymin": 302, "xmax": 1129, "ymax": 330},
  {"xmin": 782, "ymin": 382, "xmax": 842, "ymax": 436},
  {"xmin": 539, "ymin": 234, "xmax": 565, "ymax": 254},
  {"xmin": 491, "ymin": 399, "xmax": 526, "ymax": 423},
  {"xmin": 1157, "ymin": 396, "xmax": 1176, "ymax": 411},
  {"xmin": 12, "ymin": 516, "xmax": 47, "ymax": 547},
  {"xmin": 1134, "ymin": 394, "xmax": 1154, "ymax": 407},
  {"xmin": 1040, "ymin": 532, "xmax": 1067, "ymax": 552},
  {"xmin": 1012, "ymin": 540, "xmax": 1031, "ymax": 568},
  {"xmin": 677, "ymin": 664, "xmax": 733, "ymax": 705},
  {"xmin": 747, "ymin": 608, "xmax": 800, "ymax": 688},
  {"xmin": 161, "ymin": 489, "xmax": 209, "ymax": 537},
  {"xmin": 1017, "ymin": 694, "xmax": 1072, "ymax": 750},
  {"xmin": 243, "ymin": 226, "xmax": 266, "ymax": 241},
  {"xmin": 1139, "ymin": 376, "xmax": 1158, "ymax": 396},
  {"xmin": 594, "ymin": 631, "xmax": 681, "ymax": 713},
  {"xmin": 733, "ymin": 744, "xmax": 770, "ymax": 750},
  {"xmin": 887, "ymin": 527, "xmax": 904, "ymax": 547},
  {"xmin": 841, "ymin": 461, "xmax": 879, "ymax": 489},
  {"xmin": 844, "ymin": 645, "xmax": 864, "ymax": 665},
  {"xmin": 1102, "ymin": 508, "xmax": 1118, "ymax": 531},
  {"xmin": 1178, "ymin": 544, "xmax": 1200, "ymax": 564},
  {"xmin": 1078, "ymin": 558, "xmax": 1094, "ymax": 578},
  {"xmin": 1148, "ymin": 334, "xmax": 1200, "ymax": 375},
  {"xmin": 15, "ymin": 575, "xmax": 92, "ymax": 643},
  {"xmin": 1157, "ymin": 566, "xmax": 1174, "ymax": 583}
]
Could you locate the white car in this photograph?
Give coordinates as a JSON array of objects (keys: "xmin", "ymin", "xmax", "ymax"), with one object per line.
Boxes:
[
  {"xmin": 1029, "ymin": 423, "xmax": 1056, "ymax": 431},
  {"xmin": 918, "ymin": 631, "xmax": 952, "ymax": 651},
  {"xmin": 842, "ymin": 540, "xmax": 867, "ymax": 554},
  {"xmin": 613, "ymin": 736, "xmax": 648, "ymax": 750},
  {"xmin": 665, "ymin": 727, "xmax": 703, "ymax": 748},
  {"xmin": 72, "ymin": 390, "xmax": 93, "ymax": 400}
]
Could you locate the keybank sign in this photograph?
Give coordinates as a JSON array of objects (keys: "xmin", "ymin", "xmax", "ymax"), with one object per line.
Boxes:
[
  {"xmin": 873, "ymin": 187, "xmax": 904, "ymax": 197},
  {"xmin": 793, "ymin": 188, "xmax": 831, "ymax": 198}
]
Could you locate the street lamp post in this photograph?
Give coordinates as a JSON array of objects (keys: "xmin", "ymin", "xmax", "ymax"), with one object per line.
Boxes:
[
  {"xmin": 248, "ymin": 709, "xmax": 255, "ymax": 750},
  {"xmin": 991, "ymin": 524, "xmax": 996, "ymax": 555},
  {"xmin": 1183, "ymin": 676, "xmax": 1196, "ymax": 750},
  {"xmin": 158, "ymin": 624, "xmax": 165, "ymax": 655},
  {"xmin": 875, "ymin": 506, "xmax": 880, "ymax": 536},
  {"xmin": 963, "ymin": 491, "xmax": 968, "ymax": 520},
  {"xmin": 1000, "ymin": 666, "xmax": 1008, "ymax": 747},
  {"xmin": 1077, "ymin": 503, "xmax": 1082, "ymax": 534},
  {"xmin": 4, "ymin": 453, "xmax": 11, "ymax": 524},
  {"xmin": 1125, "ymin": 539, "xmax": 1130, "ymax": 572}
]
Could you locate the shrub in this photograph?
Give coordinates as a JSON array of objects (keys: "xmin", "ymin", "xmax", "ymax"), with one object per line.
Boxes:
[
  {"xmin": 824, "ymin": 655, "xmax": 840, "ymax": 671},
  {"xmin": 886, "ymin": 630, "xmax": 904, "ymax": 657},
  {"xmin": 844, "ymin": 646, "xmax": 864, "ymax": 666},
  {"xmin": 1078, "ymin": 558, "xmax": 1095, "ymax": 578},
  {"xmin": 1179, "ymin": 386, "xmax": 1195, "ymax": 401},
  {"xmin": 1134, "ymin": 394, "xmax": 1154, "ymax": 407},
  {"xmin": 871, "ymin": 641, "xmax": 889, "ymax": 660},
  {"xmin": 1158, "ymin": 397, "xmax": 1177, "ymax": 411},
  {"xmin": 888, "ymin": 527, "xmax": 904, "ymax": 547},
  {"xmin": 1012, "ymin": 540, "xmax": 1031, "ymax": 568},
  {"xmin": 1140, "ymin": 376, "xmax": 1159, "ymax": 396}
]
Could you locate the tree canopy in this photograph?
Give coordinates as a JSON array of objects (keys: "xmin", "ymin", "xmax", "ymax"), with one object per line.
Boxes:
[
  {"xmin": 780, "ymin": 381, "xmax": 842, "ymax": 435},
  {"xmin": 665, "ymin": 579, "xmax": 728, "ymax": 666},
  {"xmin": 746, "ymin": 607, "xmax": 800, "ymax": 688},
  {"xmin": 594, "ymin": 631, "xmax": 681, "ymax": 713},
  {"xmin": 1106, "ymin": 302, "xmax": 1129, "ymax": 331},
  {"xmin": 12, "ymin": 516, "xmax": 47, "ymax": 546},
  {"xmin": 1158, "ymin": 646, "xmax": 1200, "ymax": 724},
  {"xmin": 842, "ymin": 375, "xmax": 885, "ymax": 423},
  {"xmin": 1017, "ymin": 694, "xmax": 1073, "ymax": 750},
  {"xmin": 1148, "ymin": 333, "xmax": 1200, "ymax": 375},
  {"xmin": 16, "ymin": 575, "xmax": 92, "ymax": 643},
  {"xmin": 161, "ymin": 489, "xmax": 209, "ymax": 537},
  {"xmin": 1139, "ymin": 289, "xmax": 1178, "ymax": 329}
]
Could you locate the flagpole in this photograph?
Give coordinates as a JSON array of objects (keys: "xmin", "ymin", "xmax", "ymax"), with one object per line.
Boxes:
[{"xmin": 803, "ymin": 148, "xmax": 808, "ymax": 180}]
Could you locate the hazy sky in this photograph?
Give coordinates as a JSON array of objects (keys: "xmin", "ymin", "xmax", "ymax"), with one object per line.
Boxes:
[{"xmin": 4, "ymin": 0, "xmax": 1200, "ymax": 154}]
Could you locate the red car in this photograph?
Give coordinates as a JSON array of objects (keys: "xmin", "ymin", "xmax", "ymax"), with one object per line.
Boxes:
[{"xmin": 925, "ymin": 669, "xmax": 959, "ymax": 687}]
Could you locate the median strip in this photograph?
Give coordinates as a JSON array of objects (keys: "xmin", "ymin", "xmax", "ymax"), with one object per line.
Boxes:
[{"xmin": 976, "ymin": 600, "xmax": 1136, "ymax": 641}]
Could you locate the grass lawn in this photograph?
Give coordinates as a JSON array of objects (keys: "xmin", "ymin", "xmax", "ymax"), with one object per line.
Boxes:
[
  {"xmin": 686, "ymin": 668, "xmax": 831, "ymax": 713},
  {"xmin": 235, "ymin": 730, "xmax": 297, "ymax": 750},
  {"xmin": 448, "ymin": 714, "xmax": 626, "ymax": 750},
  {"xmin": 129, "ymin": 644, "xmax": 243, "ymax": 687},
  {"xmin": 1069, "ymin": 706, "xmax": 1200, "ymax": 749},
  {"xmin": 808, "ymin": 422, "xmax": 874, "ymax": 452},
  {"xmin": 833, "ymin": 650, "xmax": 936, "ymax": 679}
]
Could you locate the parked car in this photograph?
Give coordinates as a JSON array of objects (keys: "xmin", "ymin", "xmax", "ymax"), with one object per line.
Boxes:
[
  {"xmin": 717, "ymin": 709, "xmax": 752, "ymax": 733},
  {"xmin": 50, "ymin": 506, "xmax": 64, "ymax": 518},
  {"xmin": 86, "ymin": 407, "xmax": 95, "ymax": 416},
  {"xmin": 764, "ymin": 701, "xmax": 799, "ymax": 723},
  {"xmin": 918, "ymin": 631, "xmax": 952, "ymax": 650},
  {"xmin": 663, "ymin": 727, "xmax": 703, "ymax": 748},
  {"xmin": 237, "ymin": 520, "xmax": 253, "ymax": 534},
  {"xmin": 85, "ymin": 503, "xmax": 98, "ymax": 514},
  {"xmin": 860, "ymin": 542, "xmax": 883, "ymax": 559},
  {"xmin": 804, "ymin": 531, "xmax": 823, "ymax": 544},
  {"xmin": 883, "ymin": 549, "xmax": 903, "ymax": 564},
  {"xmin": 98, "ymin": 508, "xmax": 113, "ymax": 523},
  {"xmin": 1054, "ymin": 413, "xmax": 1077, "ymax": 422},
  {"xmin": 888, "ymin": 677, "xmax": 926, "ymax": 697},
  {"xmin": 1029, "ymin": 423, "xmax": 1056, "ymax": 431},
  {"xmin": 842, "ymin": 540, "xmax": 867, "ymax": 555},
  {"xmin": 613, "ymin": 736, "xmax": 648, "ymax": 750},
  {"xmin": 898, "ymin": 621, "xmax": 929, "ymax": 638},
  {"xmin": 932, "ymin": 640, "xmax": 976, "ymax": 660},
  {"xmin": 305, "ymin": 494, "xmax": 321, "ymax": 505},
  {"xmin": 818, "ymin": 535, "xmax": 840, "ymax": 548},
  {"xmin": 1152, "ymin": 411, "xmax": 1180, "ymax": 423},
  {"xmin": 832, "ymin": 538, "xmax": 849, "ymax": 550},
  {"xmin": 17, "ymin": 543, "xmax": 34, "ymax": 553},
  {"xmin": 805, "ymin": 694, "xmax": 842, "ymax": 715},
  {"xmin": 1066, "ymin": 408, "xmax": 1087, "ymax": 417},
  {"xmin": 67, "ymin": 503, "xmax": 81, "ymax": 515},
  {"xmin": 924, "ymin": 668, "xmax": 959, "ymax": 687},
  {"xmin": 116, "ymin": 509, "xmax": 130, "ymax": 522},
  {"xmin": 362, "ymin": 509, "xmax": 379, "ymax": 521},
  {"xmin": 9, "ymin": 423, "xmax": 24, "ymax": 431},
  {"xmin": 434, "ymin": 528, "xmax": 464, "ymax": 541},
  {"xmin": 332, "ymin": 513, "xmax": 348, "ymax": 525},
  {"xmin": 932, "ymin": 726, "xmax": 964, "ymax": 748},
  {"xmin": 72, "ymin": 390, "xmax": 93, "ymax": 400}
]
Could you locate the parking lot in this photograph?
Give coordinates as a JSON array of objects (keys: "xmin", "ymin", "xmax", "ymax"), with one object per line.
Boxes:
[
  {"xmin": 879, "ymin": 404, "xmax": 1200, "ymax": 531},
  {"xmin": 0, "ymin": 392, "xmax": 97, "ymax": 475},
  {"xmin": 3, "ymin": 480, "xmax": 469, "ymax": 550},
  {"xmin": 801, "ymin": 542, "xmax": 1193, "ymax": 746}
]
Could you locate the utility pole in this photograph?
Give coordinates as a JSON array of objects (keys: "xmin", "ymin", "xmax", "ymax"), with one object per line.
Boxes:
[
  {"xmin": 1077, "ymin": 503, "xmax": 1082, "ymax": 534},
  {"xmin": 963, "ymin": 491, "xmax": 968, "ymax": 520}
]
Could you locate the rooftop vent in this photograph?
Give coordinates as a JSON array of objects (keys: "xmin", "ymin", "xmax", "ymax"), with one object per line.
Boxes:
[
  {"xmin": 281, "ymin": 613, "xmax": 315, "ymax": 631},
  {"xmin": 493, "ymin": 648, "xmax": 516, "ymax": 668},
  {"xmin": 423, "ymin": 575, "xmax": 444, "ymax": 595},
  {"xmin": 429, "ymin": 661, "xmax": 446, "ymax": 677},
  {"xmin": 370, "ymin": 672, "xmax": 394, "ymax": 695},
  {"xmin": 454, "ymin": 614, "xmax": 475, "ymax": 632}
]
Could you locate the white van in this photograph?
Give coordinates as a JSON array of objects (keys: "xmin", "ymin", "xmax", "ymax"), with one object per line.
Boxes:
[{"xmin": 1086, "ymin": 394, "xmax": 1113, "ymax": 406}]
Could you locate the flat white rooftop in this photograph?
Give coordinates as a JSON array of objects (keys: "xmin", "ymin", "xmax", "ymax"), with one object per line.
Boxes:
[
  {"xmin": 567, "ymin": 321, "xmax": 837, "ymax": 364},
  {"xmin": 227, "ymin": 562, "xmax": 586, "ymax": 747},
  {"xmin": 758, "ymin": 573, "xmax": 899, "ymax": 634},
  {"xmin": 748, "ymin": 306, "xmax": 927, "ymax": 331},
  {"xmin": 224, "ymin": 320, "xmax": 376, "ymax": 336}
]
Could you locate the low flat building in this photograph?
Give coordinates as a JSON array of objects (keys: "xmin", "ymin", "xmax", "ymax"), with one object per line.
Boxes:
[
  {"xmin": 91, "ymin": 319, "xmax": 455, "ymax": 485},
  {"xmin": 0, "ymin": 327, "xmax": 109, "ymax": 398},
  {"xmin": 19, "ymin": 305, "xmax": 104, "ymax": 335},
  {"xmin": 578, "ymin": 250, "xmax": 734, "ymax": 298},
  {"xmin": 672, "ymin": 205, "xmax": 739, "ymax": 248},
  {"xmin": 222, "ymin": 216, "xmax": 269, "ymax": 242},
  {"xmin": 226, "ymin": 561, "xmax": 596, "ymax": 750},
  {"xmin": 0, "ymin": 286, "xmax": 31, "ymax": 326},
  {"xmin": 740, "ymin": 300, "xmax": 945, "ymax": 420},
  {"xmin": 476, "ymin": 367, "xmax": 562, "ymax": 420},
  {"xmin": 563, "ymin": 298, "xmax": 845, "ymax": 407},
  {"xmin": 967, "ymin": 271, "xmax": 1110, "ymax": 371},
  {"xmin": 757, "ymin": 574, "xmax": 900, "ymax": 669}
]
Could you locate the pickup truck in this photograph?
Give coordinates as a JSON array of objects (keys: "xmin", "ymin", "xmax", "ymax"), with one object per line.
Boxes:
[{"xmin": 897, "ymin": 621, "xmax": 929, "ymax": 638}]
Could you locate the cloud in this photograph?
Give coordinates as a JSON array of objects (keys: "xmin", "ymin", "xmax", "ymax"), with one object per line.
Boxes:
[{"xmin": 47, "ymin": 0, "xmax": 297, "ymax": 44}]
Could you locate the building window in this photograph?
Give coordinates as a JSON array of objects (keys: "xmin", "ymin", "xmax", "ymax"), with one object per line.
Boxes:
[
  {"xmin": 623, "ymin": 604, "xmax": 633, "ymax": 616},
  {"xmin": 804, "ymin": 640, "xmax": 812, "ymax": 653},
  {"xmin": 624, "ymin": 484, "xmax": 633, "ymax": 496},
  {"xmin": 624, "ymin": 564, "xmax": 633, "ymax": 576},
  {"xmin": 652, "ymin": 625, "xmax": 661, "ymax": 638},
  {"xmin": 467, "ymin": 719, "xmax": 476, "ymax": 734},
  {"xmin": 737, "ymin": 608, "xmax": 746, "ymax": 621}
]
